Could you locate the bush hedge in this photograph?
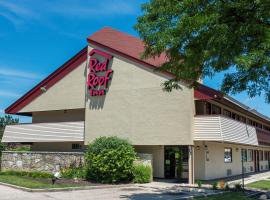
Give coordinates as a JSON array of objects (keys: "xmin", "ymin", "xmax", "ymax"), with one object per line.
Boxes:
[
  {"xmin": 85, "ymin": 136, "xmax": 136, "ymax": 183},
  {"xmin": 133, "ymin": 163, "xmax": 152, "ymax": 183},
  {"xmin": 0, "ymin": 170, "xmax": 53, "ymax": 178}
]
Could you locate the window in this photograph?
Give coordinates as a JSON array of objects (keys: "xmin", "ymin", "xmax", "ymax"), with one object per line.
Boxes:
[
  {"xmin": 247, "ymin": 119, "xmax": 253, "ymax": 126},
  {"xmin": 205, "ymin": 102, "xmax": 212, "ymax": 114},
  {"xmin": 241, "ymin": 149, "xmax": 247, "ymax": 162},
  {"xmin": 264, "ymin": 151, "xmax": 268, "ymax": 161},
  {"xmin": 72, "ymin": 143, "xmax": 82, "ymax": 150},
  {"xmin": 259, "ymin": 151, "xmax": 264, "ymax": 161},
  {"xmin": 239, "ymin": 116, "xmax": 246, "ymax": 123},
  {"xmin": 232, "ymin": 113, "xmax": 240, "ymax": 121},
  {"xmin": 247, "ymin": 149, "xmax": 253, "ymax": 162},
  {"xmin": 223, "ymin": 109, "xmax": 231, "ymax": 118},
  {"xmin": 224, "ymin": 148, "xmax": 232, "ymax": 163},
  {"xmin": 212, "ymin": 104, "xmax": 221, "ymax": 114}
]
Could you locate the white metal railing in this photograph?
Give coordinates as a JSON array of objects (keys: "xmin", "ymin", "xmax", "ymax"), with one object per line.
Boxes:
[
  {"xmin": 2, "ymin": 121, "xmax": 84, "ymax": 142},
  {"xmin": 194, "ymin": 115, "xmax": 258, "ymax": 146}
]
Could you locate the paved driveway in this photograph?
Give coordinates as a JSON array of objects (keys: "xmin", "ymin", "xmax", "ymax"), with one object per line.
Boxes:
[{"xmin": 0, "ymin": 183, "xmax": 218, "ymax": 200}]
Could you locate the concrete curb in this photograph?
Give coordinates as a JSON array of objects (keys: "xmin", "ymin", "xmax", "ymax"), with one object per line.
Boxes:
[{"xmin": 0, "ymin": 181, "xmax": 134, "ymax": 192}]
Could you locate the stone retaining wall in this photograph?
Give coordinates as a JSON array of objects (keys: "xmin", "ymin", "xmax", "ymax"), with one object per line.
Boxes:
[
  {"xmin": 1, "ymin": 151, "xmax": 153, "ymax": 174},
  {"xmin": 1, "ymin": 151, "xmax": 84, "ymax": 173}
]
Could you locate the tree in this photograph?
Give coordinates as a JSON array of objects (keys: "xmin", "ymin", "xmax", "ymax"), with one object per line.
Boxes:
[
  {"xmin": 134, "ymin": 0, "xmax": 270, "ymax": 102},
  {"xmin": 0, "ymin": 115, "xmax": 19, "ymax": 151}
]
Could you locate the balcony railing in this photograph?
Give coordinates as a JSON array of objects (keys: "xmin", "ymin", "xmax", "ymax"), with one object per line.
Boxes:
[
  {"xmin": 194, "ymin": 115, "xmax": 259, "ymax": 146},
  {"xmin": 2, "ymin": 121, "xmax": 84, "ymax": 143}
]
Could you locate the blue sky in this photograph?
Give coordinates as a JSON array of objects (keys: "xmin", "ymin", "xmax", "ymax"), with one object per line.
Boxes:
[{"xmin": 0, "ymin": 0, "xmax": 269, "ymax": 123}]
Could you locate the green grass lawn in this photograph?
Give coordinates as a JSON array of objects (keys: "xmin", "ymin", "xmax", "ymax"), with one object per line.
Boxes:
[
  {"xmin": 0, "ymin": 175, "xmax": 78, "ymax": 189},
  {"xmin": 247, "ymin": 180, "xmax": 270, "ymax": 190},
  {"xmin": 196, "ymin": 192, "xmax": 255, "ymax": 200}
]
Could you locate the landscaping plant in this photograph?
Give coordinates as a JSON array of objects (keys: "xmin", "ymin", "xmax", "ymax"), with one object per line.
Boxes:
[
  {"xmin": 212, "ymin": 182, "xmax": 218, "ymax": 190},
  {"xmin": 196, "ymin": 180, "xmax": 202, "ymax": 188},
  {"xmin": 84, "ymin": 136, "xmax": 136, "ymax": 183},
  {"xmin": 0, "ymin": 170, "xmax": 53, "ymax": 178},
  {"xmin": 234, "ymin": 183, "xmax": 243, "ymax": 191},
  {"xmin": 133, "ymin": 163, "xmax": 152, "ymax": 183}
]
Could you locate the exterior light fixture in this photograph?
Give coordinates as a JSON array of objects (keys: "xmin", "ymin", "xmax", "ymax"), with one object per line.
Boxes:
[{"xmin": 40, "ymin": 86, "xmax": 47, "ymax": 92}]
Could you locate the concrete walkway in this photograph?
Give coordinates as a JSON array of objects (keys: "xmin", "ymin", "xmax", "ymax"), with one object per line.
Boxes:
[
  {"xmin": 0, "ymin": 182, "xmax": 220, "ymax": 200},
  {"xmin": 228, "ymin": 171, "xmax": 270, "ymax": 185}
]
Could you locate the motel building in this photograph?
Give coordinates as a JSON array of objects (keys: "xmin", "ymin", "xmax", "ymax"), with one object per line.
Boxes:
[{"xmin": 2, "ymin": 27, "xmax": 270, "ymax": 184}]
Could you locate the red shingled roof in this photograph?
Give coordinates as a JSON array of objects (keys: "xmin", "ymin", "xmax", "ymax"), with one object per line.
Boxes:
[
  {"xmin": 87, "ymin": 27, "xmax": 168, "ymax": 68},
  {"xmin": 194, "ymin": 84, "xmax": 223, "ymax": 100}
]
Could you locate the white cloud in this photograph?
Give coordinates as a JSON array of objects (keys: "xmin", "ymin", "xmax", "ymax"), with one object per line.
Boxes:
[
  {"xmin": 0, "ymin": 67, "xmax": 41, "ymax": 79},
  {"xmin": 0, "ymin": 109, "xmax": 4, "ymax": 113},
  {"xmin": 0, "ymin": 0, "xmax": 141, "ymax": 28}
]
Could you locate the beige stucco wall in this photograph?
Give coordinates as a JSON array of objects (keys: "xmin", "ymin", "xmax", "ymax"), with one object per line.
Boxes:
[
  {"xmin": 31, "ymin": 142, "xmax": 85, "ymax": 152},
  {"xmin": 194, "ymin": 141, "xmax": 270, "ymax": 180},
  {"xmin": 84, "ymin": 45, "xmax": 195, "ymax": 146},
  {"xmin": 20, "ymin": 61, "xmax": 87, "ymax": 113},
  {"xmin": 134, "ymin": 145, "xmax": 164, "ymax": 178},
  {"xmin": 32, "ymin": 109, "xmax": 85, "ymax": 123}
]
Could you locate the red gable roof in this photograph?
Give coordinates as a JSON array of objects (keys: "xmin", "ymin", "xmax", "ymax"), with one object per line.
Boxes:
[
  {"xmin": 87, "ymin": 27, "xmax": 168, "ymax": 67},
  {"xmin": 194, "ymin": 84, "xmax": 223, "ymax": 100}
]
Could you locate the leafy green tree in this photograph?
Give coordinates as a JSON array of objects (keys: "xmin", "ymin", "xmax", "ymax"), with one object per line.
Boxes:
[
  {"xmin": 0, "ymin": 115, "xmax": 19, "ymax": 151},
  {"xmin": 135, "ymin": 0, "xmax": 270, "ymax": 101}
]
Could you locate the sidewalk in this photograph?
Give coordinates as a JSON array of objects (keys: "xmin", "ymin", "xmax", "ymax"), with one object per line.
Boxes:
[{"xmin": 228, "ymin": 171, "xmax": 270, "ymax": 185}]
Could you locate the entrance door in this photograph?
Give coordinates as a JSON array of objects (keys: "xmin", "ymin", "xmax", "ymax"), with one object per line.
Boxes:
[
  {"xmin": 254, "ymin": 150, "xmax": 260, "ymax": 172},
  {"xmin": 164, "ymin": 146, "xmax": 188, "ymax": 179}
]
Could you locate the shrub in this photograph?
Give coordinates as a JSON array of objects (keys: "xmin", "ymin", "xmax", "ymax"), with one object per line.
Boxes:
[
  {"xmin": 60, "ymin": 167, "xmax": 85, "ymax": 179},
  {"xmin": 196, "ymin": 180, "xmax": 202, "ymax": 188},
  {"xmin": 212, "ymin": 182, "xmax": 218, "ymax": 190},
  {"xmin": 225, "ymin": 184, "xmax": 230, "ymax": 191},
  {"xmin": 85, "ymin": 136, "xmax": 136, "ymax": 183},
  {"xmin": 234, "ymin": 183, "xmax": 242, "ymax": 191},
  {"xmin": 0, "ymin": 170, "xmax": 53, "ymax": 178},
  {"xmin": 6, "ymin": 145, "xmax": 31, "ymax": 151},
  {"xmin": 133, "ymin": 163, "xmax": 152, "ymax": 183}
]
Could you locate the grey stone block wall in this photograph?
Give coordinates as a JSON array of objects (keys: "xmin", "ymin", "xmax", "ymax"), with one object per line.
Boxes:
[
  {"xmin": 1, "ymin": 151, "xmax": 153, "ymax": 175},
  {"xmin": 1, "ymin": 151, "xmax": 84, "ymax": 173}
]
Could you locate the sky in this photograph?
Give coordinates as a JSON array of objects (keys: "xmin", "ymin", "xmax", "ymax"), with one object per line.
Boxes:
[{"xmin": 0, "ymin": 0, "xmax": 269, "ymax": 123}]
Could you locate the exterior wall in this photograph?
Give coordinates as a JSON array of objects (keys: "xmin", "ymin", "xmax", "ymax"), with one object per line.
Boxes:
[
  {"xmin": 32, "ymin": 109, "xmax": 85, "ymax": 123},
  {"xmin": 20, "ymin": 61, "xmax": 87, "ymax": 113},
  {"xmin": 194, "ymin": 141, "xmax": 270, "ymax": 180},
  {"xmin": 1, "ymin": 151, "xmax": 84, "ymax": 173},
  {"xmin": 134, "ymin": 145, "xmax": 164, "ymax": 178},
  {"xmin": 31, "ymin": 142, "xmax": 85, "ymax": 152},
  {"xmin": 84, "ymin": 45, "xmax": 195, "ymax": 146}
]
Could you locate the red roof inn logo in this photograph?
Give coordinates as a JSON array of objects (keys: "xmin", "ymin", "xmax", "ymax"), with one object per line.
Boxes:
[{"xmin": 87, "ymin": 49, "xmax": 113, "ymax": 96}]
